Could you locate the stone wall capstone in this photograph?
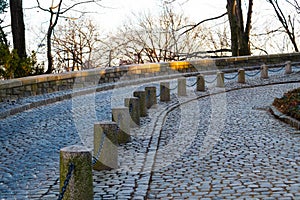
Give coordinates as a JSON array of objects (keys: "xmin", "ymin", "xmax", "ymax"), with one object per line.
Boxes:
[{"xmin": 1, "ymin": 52, "xmax": 299, "ymax": 102}]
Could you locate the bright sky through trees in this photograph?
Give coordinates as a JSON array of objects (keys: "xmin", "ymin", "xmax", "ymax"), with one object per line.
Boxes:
[
  {"xmin": 24, "ymin": 0, "xmax": 226, "ymax": 34},
  {"xmin": 22, "ymin": 1, "xmax": 217, "ymax": 51},
  {"xmin": 16, "ymin": 0, "xmax": 298, "ymax": 67},
  {"xmin": 22, "ymin": 0, "xmax": 279, "ymax": 50}
]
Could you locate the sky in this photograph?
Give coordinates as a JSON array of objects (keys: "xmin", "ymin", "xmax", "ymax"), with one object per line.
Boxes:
[
  {"xmin": 21, "ymin": 0, "xmax": 228, "ymax": 54},
  {"xmin": 95, "ymin": 0, "xmax": 227, "ymax": 30},
  {"xmin": 27, "ymin": 0, "xmax": 277, "ymax": 29},
  {"xmin": 22, "ymin": 0, "xmax": 277, "ymax": 41},
  {"xmin": 23, "ymin": 0, "xmax": 227, "ymax": 33}
]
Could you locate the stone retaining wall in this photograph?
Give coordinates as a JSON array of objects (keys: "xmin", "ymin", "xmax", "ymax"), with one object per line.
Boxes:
[{"xmin": 1, "ymin": 52, "xmax": 299, "ymax": 102}]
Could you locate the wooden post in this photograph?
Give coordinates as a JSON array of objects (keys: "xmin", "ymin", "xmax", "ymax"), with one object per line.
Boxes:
[
  {"xmin": 93, "ymin": 122, "xmax": 118, "ymax": 171},
  {"xmin": 60, "ymin": 145, "xmax": 93, "ymax": 200}
]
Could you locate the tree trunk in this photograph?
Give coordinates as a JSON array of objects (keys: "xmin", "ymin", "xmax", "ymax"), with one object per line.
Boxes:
[
  {"xmin": 45, "ymin": 0, "xmax": 63, "ymax": 74},
  {"xmin": 10, "ymin": 0, "xmax": 26, "ymax": 58},
  {"xmin": 227, "ymin": 0, "xmax": 252, "ymax": 56},
  {"xmin": 227, "ymin": 0, "xmax": 239, "ymax": 56},
  {"xmin": 46, "ymin": 23, "xmax": 53, "ymax": 74},
  {"xmin": 239, "ymin": 0, "xmax": 252, "ymax": 55}
]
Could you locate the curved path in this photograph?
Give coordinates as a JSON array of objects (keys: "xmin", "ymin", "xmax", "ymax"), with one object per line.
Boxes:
[
  {"xmin": 0, "ymin": 70, "xmax": 300, "ymax": 199},
  {"xmin": 148, "ymin": 83, "xmax": 300, "ymax": 199}
]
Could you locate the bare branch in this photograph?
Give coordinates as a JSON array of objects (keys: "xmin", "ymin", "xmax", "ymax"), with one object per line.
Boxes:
[
  {"xmin": 251, "ymin": 27, "xmax": 283, "ymax": 36},
  {"xmin": 286, "ymin": 0, "xmax": 300, "ymax": 13},
  {"xmin": 163, "ymin": 0, "xmax": 177, "ymax": 4},
  {"xmin": 59, "ymin": 0, "xmax": 100, "ymax": 14},
  {"xmin": 267, "ymin": 0, "xmax": 299, "ymax": 52},
  {"xmin": 36, "ymin": 0, "xmax": 101, "ymax": 14},
  {"xmin": 178, "ymin": 12, "xmax": 227, "ymax": 35},
  {"xmin": 250, "ymin": 41, "xmax": 268, "ymax": 54}
]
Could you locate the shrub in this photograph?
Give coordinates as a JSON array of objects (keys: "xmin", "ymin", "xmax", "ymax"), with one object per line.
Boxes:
[
  {"xmin": 273, "ymin": 88, "xmax": 300, "ymax": 120},
  {"xmin": 0, "ymin": 45, "xmax": 44, "ymax": 79}
]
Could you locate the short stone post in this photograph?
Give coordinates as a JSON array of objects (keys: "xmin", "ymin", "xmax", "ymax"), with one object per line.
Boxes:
[
  {"xmin": 125, "ymin": 97, "xmax": 140, "ymax": 127},
  {"xmin": 112, "ymin": 107, "xmax": 131, "ymax": 144},
  {"xmin": 177, "ymin": 78, "xmax": 187, "ymax": 96},
  {"xmin": 60, "ymin": 145, "xmax": 93, "ymax": 200},
  {"xmin": 285, "ymin": 61, "xmax": 292, "ymax": 74},
  {"xmin": 145, "ymin": 86, "xmax": 157, "ymax": 108},
  {"xmin": 261, "ymin": 64, "xmax": 268, "ymax": 79},
  {"xmin": 216, "ymin": 72, "xmax": 225, "ymax": 87},
  {"xmin": 93, "ymin": 122, "xmax": 118, "ymax": 171},
  {"xmin": 238, "ymin": 69, "xmax": 245, "ymax": 84},
  {"xmin": 196, "ymin": 74, "xmax": 205, "ymax": 91},
  {"xmin": 160, "ymin": 82, "xmax": 170, "ymax": 102},
  {"xmin": 133, "ymin": 91, "xmax": 147, "ymax": 117}
]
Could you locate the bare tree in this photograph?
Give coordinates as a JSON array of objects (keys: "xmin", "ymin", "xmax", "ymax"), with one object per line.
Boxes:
[
  {"xmin": 267, "ymin": 0, "xmax": 299, "ymax": 52},
  {"xmin": 35, "ymin": 0, "xmax": 102, "ymax": 74},
  {"xmin": 178, "ymin": 0, "xmax": 253, "ymax": 56},
  {"xmin": 110, "ymin": 4, "xmax": 208, "ymax": 65},
  {"xmin": 53, "ymin": 18, "xmax": 100, "ymax": 72}
]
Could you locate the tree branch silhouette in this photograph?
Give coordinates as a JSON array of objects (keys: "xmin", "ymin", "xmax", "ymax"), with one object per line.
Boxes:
[{"xmin": 178, "ymin": 12, "xmax": 227, "ymax": 35}]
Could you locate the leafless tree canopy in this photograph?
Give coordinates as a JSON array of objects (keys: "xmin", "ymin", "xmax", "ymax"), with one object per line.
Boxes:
[
  {"xmin": 35, "ymin": 0, "xmax": 102, "ymax": 73},
  {"xmin": 53, "ymin": 18, "xmax": 100, "ymax": 72},
  {"xmin": 6, "ymin": 0, "xmax": 300, "ymax": 74},
  {"xmin": 108, "ymin": 6, "xmax": 214, "ymax": 65},
  {"xmin": 267, "ymin": 0, "xmax": 299, "ymax": 52}
]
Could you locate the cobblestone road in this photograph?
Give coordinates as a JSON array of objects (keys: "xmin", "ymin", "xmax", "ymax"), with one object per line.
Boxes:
[
  {"xmin": 148, "ymin": 84, "xmax": 300, "ymax": 199},
  {"xmin": 0, "ymin": 69, "xmax": 300, "ymax": 199}
]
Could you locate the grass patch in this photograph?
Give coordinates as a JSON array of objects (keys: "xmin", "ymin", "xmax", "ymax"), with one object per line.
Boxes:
[{"xmin": 273, "ymin": 88, "xmax": 300, "ymax": 120}]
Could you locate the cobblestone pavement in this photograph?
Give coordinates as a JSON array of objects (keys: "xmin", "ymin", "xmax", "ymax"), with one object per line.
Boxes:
[{"xmin": 0, "ymin": 68, "xmax": 300, "ymax": 199}]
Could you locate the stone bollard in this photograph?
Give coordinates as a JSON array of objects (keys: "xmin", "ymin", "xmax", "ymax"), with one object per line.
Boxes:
[
  {"xmin": 177, "ymin": 78, "xmax": 187, "ymax": 96},
  {"xmin": 112, "ymin": 107, "xmax": 131, "ymax": 144},
  {"xmin": 124, "ymin": 97, "xmax": 140, "ymax": 127},
  {"xmin": 160, "ymin": 82, "xmax": 170, "ymax": 102},
  {"xmin": 285, "ymin": 61, "xmax": 292, "ymax": 74},
  {"xmin": 238, "ymin": 69, "xmax": 246, "ymax": 84},
  {"xmin": 145, "ymin": 86, "xmax": 157, "ymax": 108},
  {"xmin": 216, "ymin": 72, "xmax": 225, "ymax": 87},
  {"xmin": 93, "ymin": 122, "xmax": 118, "ymax": 171},
  {"xmin": 261, "ymin": 64, "xmax": 268, "ymax": 79},
  {"xmin": 133, "ymin": 91, "xmax": 147, "ymax": 117},
  {"xmin": 60, "ymin": 145, "xmax": 93, "ymax": 200},
  {"xmin": 196, "ymin": 74, "xmax": 205, "ymax": 91}
]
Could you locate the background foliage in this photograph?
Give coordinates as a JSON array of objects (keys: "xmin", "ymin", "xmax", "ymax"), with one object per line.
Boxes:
[
  {"xmin": 0, "ymin": 0, "xmax": 43, "ymax": 79},
  {"xmin": 273, "ymin": 88, "xmax": 300, "ymax": 120}
]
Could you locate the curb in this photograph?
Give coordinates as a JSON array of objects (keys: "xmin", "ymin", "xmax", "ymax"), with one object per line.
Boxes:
[{"xmin": 269, "ymin": 105, "xmax": 300, "ymax": 130}]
